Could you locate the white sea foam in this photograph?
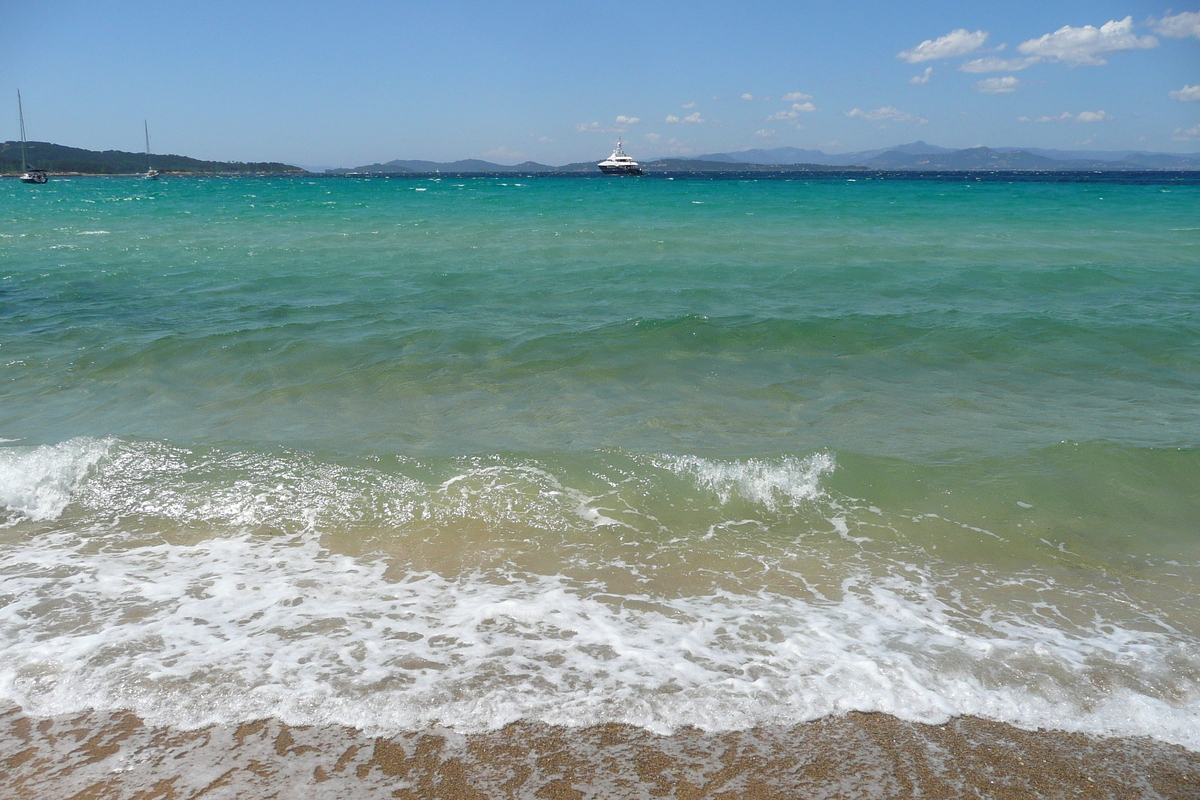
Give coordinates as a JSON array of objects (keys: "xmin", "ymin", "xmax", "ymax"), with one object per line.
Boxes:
[
  {"xmin": 0, "ymin": 438, "xmax": 114, "ymax": 522},
  {"xmin": 0, "ymin": 519, "xmax": 1196, "ymax": 748},
  {"xmin": 0, "ymin": 439, "xmax": 1197, "ymax": 750},
  {"xmin": 658, "ymin": 452, "xmax": 835, "ymax": 510}
]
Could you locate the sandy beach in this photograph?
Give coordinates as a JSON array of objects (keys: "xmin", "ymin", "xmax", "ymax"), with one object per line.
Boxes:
[{"xmin": 3, "ymin": 702, "xmax": 1198, "ymax": 799}]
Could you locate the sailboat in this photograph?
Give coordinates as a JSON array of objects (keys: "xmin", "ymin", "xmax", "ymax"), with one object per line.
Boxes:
[
  {"xmin": 143, "ymin": 120, "xmax": 159, "ymax": 179},
  {"xmin": 17, "ymin": 90, "xmax": 47, "ymax": 184}
]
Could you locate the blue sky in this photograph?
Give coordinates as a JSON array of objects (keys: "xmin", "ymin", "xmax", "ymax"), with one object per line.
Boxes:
[{"xmin": 4, "ymin": 1, "xmax": 1198, "ymax": 167}]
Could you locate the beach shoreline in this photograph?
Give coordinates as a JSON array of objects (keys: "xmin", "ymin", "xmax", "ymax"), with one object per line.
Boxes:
[{"xmin": 4, "ymin": 702, "xmax": 1197, "ymax": 799}]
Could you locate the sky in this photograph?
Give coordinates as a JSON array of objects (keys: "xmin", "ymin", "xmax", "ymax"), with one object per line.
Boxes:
[{"xmin": 4, "ymin": 1, "xmax": 1199, "ymax": 168}]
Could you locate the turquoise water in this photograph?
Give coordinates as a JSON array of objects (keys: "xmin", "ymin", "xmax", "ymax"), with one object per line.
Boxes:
[{"xmin": 1, "ymin": 175, "xmax": 1198, "ymax": 745}]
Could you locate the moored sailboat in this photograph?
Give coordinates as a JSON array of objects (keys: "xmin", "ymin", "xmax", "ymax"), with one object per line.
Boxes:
[
  {"xmin": 143, "ymin": 120, "xmax": 159, "ymax": 179},
  {"xmin": 17, "ymin": 90, "xmax": 47, "ymax": 184}
]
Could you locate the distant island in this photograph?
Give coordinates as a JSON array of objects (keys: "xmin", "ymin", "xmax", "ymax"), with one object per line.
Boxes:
[
  {"xmin": 331, "ymin": 141, "xmax": 1200, "ymax": 174},
  {"xmin": 1, "ymin": 141, "xmax": 304, "ymax": 175}
]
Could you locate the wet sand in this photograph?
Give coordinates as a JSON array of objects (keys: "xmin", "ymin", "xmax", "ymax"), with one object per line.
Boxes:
[{"xmin": 3, "ymin": 702, "xmax": 1198, "ymax": 799}]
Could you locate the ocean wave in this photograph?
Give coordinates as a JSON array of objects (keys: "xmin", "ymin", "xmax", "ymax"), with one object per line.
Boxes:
[
  {"xmin": 655, "ymin": 452, "xmax": 834, "ymax": 510},
  {"xmin": 0, "ymin": 438, "xmax": 114, "ymax": 523},
  {"xmin": 0, "ymin": 437, "xmax": 1197, "ymax": 749},
  {"xmin": 0, "ymin": 523, "xmax": 1195, "ymax": 748}
]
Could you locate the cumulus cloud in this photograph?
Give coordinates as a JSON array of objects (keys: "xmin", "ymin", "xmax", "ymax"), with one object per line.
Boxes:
[
  {"xmin": 681, "ymin": 102, "xmax": 697, "ymax": 108},
  {"xmin": 1018, "ymin": 110, "xmax": 1112, "ymax": 123},
  {"xmin": 958, "ymin": 55, "xmax": 1042, "ymax": 73},
  {"xmin": 1169, "ymin": 85, "xmax": 1200, "ymax": 102},
  {"xmin": 741, "ymin": 93, "xmax": 755, "ymax": 101},
  {"xmin": 576, "ymin": 118, "xmax": 638, "ymax": 133},
  {"xmin": 845, "ymin": 106, "xmax": 928, "ymax": 124},
  {"xmin": 782, "ymin": 92, "xmax": 812, "ymax": 102},
  {"xmin": 644, "ymin": 132, "xmax": 661, "ymax": 143},
  {"xmin": 666, "ymin": 112, "xmax": 705, "ymax": 124},
  {"xmin": 1174, "ymin": 123, "xmax": 1200, "ymax": 140},
  {"xmin": 1017, "ymin": 17, "xmax": 1158, "ymax": 66},
  {"xmin": 898, "ymin": 29, "xmax": 988, "ymax": 63},
  {"xmin": 1155, "ymin": 11, "xmax": 1200, "ymax": 39},
  {"xmin": 910, "ymin": 67, "xmax": 934, "ymax": 85},
  {"xmin": 766, "ymin": 102, "xmax": 816, "ymax": 121},
  {"xmin": 974, "ymin": 76, "xmax": 1022, "ymax": 94},
  {"xmin": 755, "ymin": 129, "xmax": 776, "ymax": 137}
]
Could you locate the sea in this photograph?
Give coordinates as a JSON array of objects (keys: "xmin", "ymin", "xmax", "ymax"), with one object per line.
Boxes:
[{"xmin": 1, "ymin": 172, "xmax": 1198, "ymax": 793}]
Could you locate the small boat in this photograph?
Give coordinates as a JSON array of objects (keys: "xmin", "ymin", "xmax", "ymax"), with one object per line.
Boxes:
[
  {"xmin": 17, "ymin": 90, "xmax": 47, "ymax": 184},
  {"xmin": 143, "ymin": 120, "xmax": 159, "ymax": 179},
  {"xmin": 597, "ymin": 139, "xmax": 642, "ymax": 175}
]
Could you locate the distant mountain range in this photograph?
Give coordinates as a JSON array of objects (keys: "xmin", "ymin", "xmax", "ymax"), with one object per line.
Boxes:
[
  {"xmin": 334, "ymin": 141, "xmax": 1200, "ymax": 174},
  {"xmin": 6, "ymin": 140, "xmax": 1197, "ymax": 176},
  {"xmin": 693, "ymin": 141, "xmax": 1200, "ymax": 171},
  {"xmin": 330, "ymin": 158, "xmax": 866, "ymax": 174},
  {"xmin": 1, "ymin": 141, "xmax": 304, "ymax": 174}
]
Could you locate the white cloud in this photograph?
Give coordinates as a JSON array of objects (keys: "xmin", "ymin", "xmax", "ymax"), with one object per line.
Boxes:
[
  {"xmin": 1017, "ymin": 17, "xmax": 1157, "ymax": 66},
  {"xmin": 538, "ymin": 136, "xmax": 552, "ymax": 143},
  {"xmin": 958, "ymin": 55, "xmax": 1042, "ymax": 73},
  {"xmin": 782, "ymin": 92, "xmax": 813, "ymax": 102},
  {"xmin": 1174, "ymin": 124, "xmax": 1200, "ymax": 140},
  {"xmin": 1169, "ymin": 85, "xmax": 1200, "ymax": 102},
  {"xmin": 644, "ymin": 132, "xmax": 661, "ymax": 143},
  {"xmin": 741, "ymin": 93, "xmax": 755, "ymax": 101},
  {"xmin": 681, "ymin": 102, "xmax": 697, "ymax": 108},
  {"xmin": 1018, "ymin": 110, "xmax": 1112, "ymax": 123},
  {"xmin": 910, "ymin": 67, "xmax": 933, "ymax": 85},
  {"xmin": 974, "ymin": 76, "xmax": 1022, "ymax": 94},
  {"xmin": 666, "ymin": 112, "xmax": 705, "ymax": 124},
  {"xmin": 1155, "ymin": 11, "xmax": 1200, "ymax": 39},
  {"xmin": 755, "ymin": 129, "xmax": 776, "ymax": 137},
  {"xmin": 576, "ymin": 119, "xmax": 635, "ymax": 134},
  {"xmin": 845, "ymin": 106, "xmax": 928, "ymax": 124},
  {"xmin": 898, "ymin": 29, "xmax": 988, "ymax": 63},
  {"xmin": 766, "ymin": 102, "xmax": 817, "ymax": 121}
]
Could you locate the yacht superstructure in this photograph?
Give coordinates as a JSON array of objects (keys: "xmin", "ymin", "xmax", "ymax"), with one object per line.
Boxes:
[{"xmin": 597, "ymin": 140, "xmax": 642, "ymax": 175}]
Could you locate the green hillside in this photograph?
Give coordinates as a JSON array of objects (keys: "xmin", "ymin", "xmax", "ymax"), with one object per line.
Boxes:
[{"xmin": 1, "ymin": 141, "xmax": 304, "ymax": 174}]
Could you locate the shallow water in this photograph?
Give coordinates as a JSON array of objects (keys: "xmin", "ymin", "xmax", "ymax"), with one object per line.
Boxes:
[{"xmin": 1, "ymin": 174, "xmax": 1198, "ymax": 750}]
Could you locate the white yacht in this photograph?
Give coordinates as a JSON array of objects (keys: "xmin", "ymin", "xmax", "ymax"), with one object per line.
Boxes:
[{"xmin": 597, "ymin": 140, "xmax": 642, "ymax": 175}]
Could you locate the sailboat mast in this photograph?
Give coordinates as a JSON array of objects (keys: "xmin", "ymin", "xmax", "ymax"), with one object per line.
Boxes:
[
  {"xmin": 18, "ymin": 90, "xmax": 28, "ymax": 172},
  {"xmin": 144, "ymin": 120, "xmax": 151, "ymax": 172}
]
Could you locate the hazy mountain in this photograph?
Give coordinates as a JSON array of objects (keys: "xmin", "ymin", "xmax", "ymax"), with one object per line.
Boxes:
[
  {"xmin": 857, "ymin": 147, "xmax": 1066, "ymax": 170},
  {"xmin": 1108, "ymin": 152, "xmax": 1200, "ymax": 169},
  {"xmin": 690, "ymin": 141, "xmax": 1200, "ymax": 170},
  {"xmin": 695, "ymin": 141, "xmax": 956, "ymax": 166},
  {"xmin": 698, "ymin": 147, "xmax": 844, "ymax": 165},
  {"xmin": 335, "ymin": 158, "xmax": 556, "ymax": 173},
  {"xmin": 642, "ymin": 159, "xmax": 867, "ymax": 173}
]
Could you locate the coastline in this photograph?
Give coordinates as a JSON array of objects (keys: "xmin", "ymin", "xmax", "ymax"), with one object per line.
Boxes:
[{"xmin": 4, "ymin": 703, "xmax": 1197, "ymax": 799}]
